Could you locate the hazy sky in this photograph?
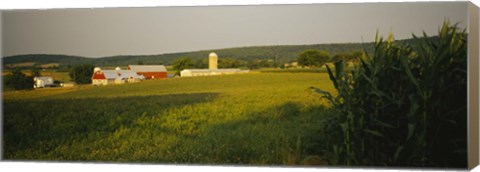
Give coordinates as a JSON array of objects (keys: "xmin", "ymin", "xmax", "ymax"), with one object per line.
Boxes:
[{"xmin": 2, "ymin": 2, "xmax": 468, "ymax": 58}]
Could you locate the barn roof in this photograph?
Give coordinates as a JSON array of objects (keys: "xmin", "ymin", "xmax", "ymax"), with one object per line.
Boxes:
[
  {"xmin": 100, "ymin": 70, "xmax": 145, "ymax": 80},
  {"xmin": 128, "ymin": 65, "xmax": 167, "ymax": 72},
  {"xmin": 34, "ymin": 76, "xmax": 53, "ymax": 81}
]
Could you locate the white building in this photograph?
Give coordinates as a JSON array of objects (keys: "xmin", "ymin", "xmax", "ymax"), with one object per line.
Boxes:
[
  {"xmin": 180, "ymin": 68, "xmax": 249, "ymax": 77},
  {"xmin": 180, "ymin": 52, "xmax": 249, "ymax": 77},
  {"xmin": 34, "ymin": 76, "xmax": 54, "ymax": 88}
]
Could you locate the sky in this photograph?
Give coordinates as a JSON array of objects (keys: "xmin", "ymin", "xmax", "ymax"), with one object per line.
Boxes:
[{"xmin": 1, "ymin": 1, "xmax": 468, "ymax": 58}]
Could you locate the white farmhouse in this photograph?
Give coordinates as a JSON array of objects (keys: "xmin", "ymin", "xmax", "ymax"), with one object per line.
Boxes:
[{"xmin": 34, "ymin": 76, "xmax": 54, "ymax": 88}]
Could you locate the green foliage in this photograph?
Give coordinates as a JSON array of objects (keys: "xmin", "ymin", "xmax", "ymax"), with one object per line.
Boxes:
[
  {"xmin": 32, "ymin": 68, "xmax": 41, "ymax": 77},
  {"xmin": 4, "ymin": 68, "xmax": 34, "ymax": 90},
  {"xmin": 218, "ymin": 57, "xmax": 247, "ymax": 68},
  {"xmin": 3, "ymin": 54, "xmax": 93, "ymax": 68},
  {"xmin": 194, "ymin": 58, "xmax": 208, "ymax": 68},
  {"xmin": 246, "ymin": 59, "xmax": 276, "ymax": 69},
  {"xmin": 298, "ymin": 50, "xmax": 330, "ymax": 67},
  {"xmin": 69, "ymin": 64, "xmax": 94, "ymax": 84},
  {"xmin": 312, "ymin": 21, "xmax": 467, "ymax": 167},
  {"xmin": 331, "ymin": 51, "xmax": 363, "ymax": 63},
  {"xmin": 172, "ymin": 57, "xmax": 195, "ymax": 76},
  {"xmin": 3, "ymin": 73, "xmax": 334, "ymax": 165}
]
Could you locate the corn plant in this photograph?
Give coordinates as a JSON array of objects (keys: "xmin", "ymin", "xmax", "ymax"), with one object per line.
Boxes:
[{"xmin": 312, "ymin": 20, "xmax": 467, "ymax": 167}]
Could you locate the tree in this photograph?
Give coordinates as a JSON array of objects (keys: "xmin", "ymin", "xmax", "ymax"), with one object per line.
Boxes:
[
  {"xmin": 332, "ymin": 53, "xmax": 348, "ymax": 63},
  {"xmin": 194, "ymin": 58, "xmax": 208, "ymax": 68},
  {"xmin": 247, "ymin": 60, "xmax": 260, "ymax": 70},
  {"xmin": 4, "ymin": 68, "xmax": 34, "ymax": 90},
  {"xmin": 69, "ymin": 64, "xmax": 94, "ymax": 84},
  {"xmin": 218, "ymin": 57, "xmax": 246, "ymax": 68},
  {"xmin": 350, "ymin": 51, "xmax": 363, "ymax": 62},
  {"xmin": 298, "ymin": 50, "xmax": 330, "ymax": 67},
  {"xmin": 172, "ymin": 57, "xmax": 194, "ymax": 76},
  {"xmin": 332, "ymin": 51, "xmax": 363, "ymax": 63},
  {"xmin": 32, "ymin": 68, "xmax": 41, "ymax": 77}
]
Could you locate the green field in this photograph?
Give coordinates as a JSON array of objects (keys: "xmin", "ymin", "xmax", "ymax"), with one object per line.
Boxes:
[{"xmin": 3, "ymin": 73, "xmax": 336, "ymax": 165}]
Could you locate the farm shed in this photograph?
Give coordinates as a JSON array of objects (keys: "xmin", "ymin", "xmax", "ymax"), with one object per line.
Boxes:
[
  {"xmin": 60, "ymin": 82, "xmax": 75, "ymax": 87},
  {"xmin": 92, "ymin": 67, "xmax": 145, "ymax": 86},
  {"xmin": 34, "ymin": 76, "xmax": 54, "ymax": 88},
  {"xmin": 180, "ymin": 69, "xmax": 249, "ymax": 77},
  {"xmin": 128, "ymin": 65, "xmax": 168, "ymax": 79}
]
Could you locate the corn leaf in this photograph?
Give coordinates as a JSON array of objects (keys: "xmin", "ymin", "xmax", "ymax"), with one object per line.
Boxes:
[{"xmin": 363, "ymin": 129, "xmax": 384, "ymax": 137}]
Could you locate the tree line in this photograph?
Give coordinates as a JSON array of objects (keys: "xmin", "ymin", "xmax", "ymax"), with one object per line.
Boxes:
[
  {"xmin": 4, "ymin": 48, "xmax": 364, "ymax": 90},
  {"xmin": 4, "ymin": 64, "xmax": 94, "ymax": 90},
  {"xmin": 171, "ymin": 49, "xmax": 364, "ymax": 75},
  {"xmin": 297, "ymin": 50, "xmax": 363, "ymax": 67}
]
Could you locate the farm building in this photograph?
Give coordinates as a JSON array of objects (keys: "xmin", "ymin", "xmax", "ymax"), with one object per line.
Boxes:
[
  {"xmin": 180, "ymin": 52, "xmax": 249, "ymax": 77},
  {"xmin": 92, "ymin": 67, "xmax": 145, "ymax": 86},
  {"xmin": 180, "ymin": 69, "xmax": 249, "ymax": 77},
  {"xmin": 34, "ymin": 76, "xmax": 54, "ymax": 88},
  {"xmin": 128, "ymin": 65, "xmax": 168, "ymax": 79},
  {"xmin": 284, "ymin": 62, "xmax": 299, "ymax": 68},
  {"xmin": 60, "ymin": 82, "xmax": 75, "ymax": 87}
]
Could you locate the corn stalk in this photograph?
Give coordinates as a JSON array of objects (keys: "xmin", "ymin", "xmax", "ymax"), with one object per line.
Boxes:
[{"xmin": 312, "ymin": 20, "xmax": 467, "ymax": 167}]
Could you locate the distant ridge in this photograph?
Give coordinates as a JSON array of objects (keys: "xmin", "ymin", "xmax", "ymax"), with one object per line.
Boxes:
[{"xmin": 2, "ymin": 36, "xmax": 436, "ymax": 68}]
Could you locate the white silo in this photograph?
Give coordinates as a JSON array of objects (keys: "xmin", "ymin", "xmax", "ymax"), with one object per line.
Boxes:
[
  {"xmin": 209, "ymin": 52, "xmax": 218, "ymax": 70},
  {"xmin": 115, "ymin": 67, "xmax": 121, "ymax": 70}
]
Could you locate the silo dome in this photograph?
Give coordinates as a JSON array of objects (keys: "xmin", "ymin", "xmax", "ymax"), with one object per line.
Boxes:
[
  {"xmin": 209, "ymin": 52, "xmax": 218, "ymax": 58},
  {"xmin": 115, "ymin": 67, "xmax": 121, "ymax": 70},
  {"xmin": 209, "ymin": 52, "xmax": 218, "ymax": 70},
  {"xmin": 94, "ymin": 67, "xmax": 101, "ymax": 72}
]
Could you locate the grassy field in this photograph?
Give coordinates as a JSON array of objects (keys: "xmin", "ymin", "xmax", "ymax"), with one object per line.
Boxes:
[
  {"xmin": 3, "ymin": 72, "xmax": 336, "ymax": 165},
  {"xmin": 260, "ymin": 62, "xmax": 356, "ymax": 73},
  {"xmin": 37, "ymin": 70, "xmax": 71, "ymax": 83}
]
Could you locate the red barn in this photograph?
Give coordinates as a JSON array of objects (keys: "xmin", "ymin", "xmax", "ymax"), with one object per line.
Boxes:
[{"xmin": 127, "ymin": 65, "xmax": 168, "ymax": 79}]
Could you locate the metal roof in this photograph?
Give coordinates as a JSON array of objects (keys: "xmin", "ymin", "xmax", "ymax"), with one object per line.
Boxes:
[
  {"xmin": 101, "ymin": 70, "xmax": 145, "ymax": 80},
  {"xmin": 34, "ymin": 76, "xmax": 54, "ymax": 82},
  {"xmin": 34, "ymin": 76, "xmax": 53, "ymax": 80},
  {"xmin": 128, "ymin": 65, "xmax": 167, "ymax": 72}
]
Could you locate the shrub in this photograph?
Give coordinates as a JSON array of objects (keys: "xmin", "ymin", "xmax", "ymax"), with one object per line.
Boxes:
[
  {"xmin": 69, "ymin": 64, "xmax": 94, "ymax": 84},
  {"xmin": 4, "ymin": 69, "xmax": 34, "ymax": 90},
  {"xmin": 312, "ymin": 21, "xmax": 467, "ymax": 167},
  {"xmin": 173, "ymin": 57, "xmax": 194, "ymax": 76},
  {"xmin": 298, "ymin": 50, "xmax": 330, "ymax": 67}
]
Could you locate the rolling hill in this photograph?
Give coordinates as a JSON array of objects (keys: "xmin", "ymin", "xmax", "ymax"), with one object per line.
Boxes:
[{"xmin": 2, "ymin": 36, "xmax": 436, "ymax": 68}]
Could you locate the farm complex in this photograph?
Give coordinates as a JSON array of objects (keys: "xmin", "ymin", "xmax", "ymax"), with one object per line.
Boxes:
[
  {"xmin": 92, "ymin": 65, "xmax": 167, "ymax": 86},
  {"xmin": 91, "ymin": 52, "xmax": 249, "ymax": 86},
  {"xmin": 180, "ymin": 52, "xmax": 249, "ymax": 77}
]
